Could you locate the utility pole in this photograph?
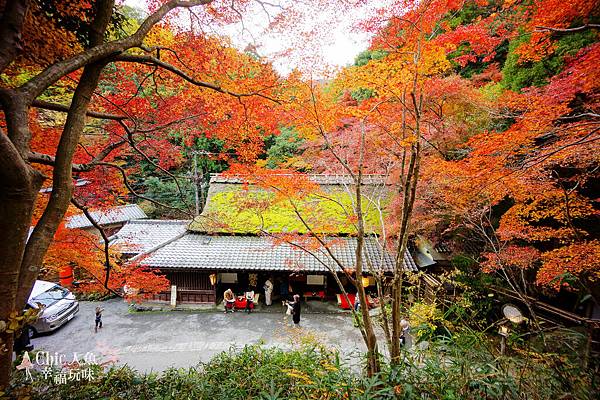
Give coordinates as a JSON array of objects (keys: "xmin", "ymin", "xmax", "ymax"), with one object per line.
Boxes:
[{"xmin": 193, "ymin": 151, "xmax": 199, "ymax": 216}]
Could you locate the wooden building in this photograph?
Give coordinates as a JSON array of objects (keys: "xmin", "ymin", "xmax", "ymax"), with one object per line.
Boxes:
[
  {"xmin": 132, "ymin": 233, "xmax": 417, "ymax": 305},
  {"xmin": 120, "ymin": 174, "xmax": 418, "ymax": 305}
]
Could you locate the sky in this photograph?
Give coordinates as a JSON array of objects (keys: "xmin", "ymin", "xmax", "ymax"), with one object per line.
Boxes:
[{"xmin": 123, "ymin": 0, "xmax": 388, "ymax": 76}]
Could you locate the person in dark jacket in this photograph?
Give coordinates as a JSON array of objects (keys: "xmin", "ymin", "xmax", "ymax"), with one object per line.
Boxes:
[
  {"xmin": 287, "ymin": 294, "xmax": 301, "ymax": 325},
  {"xmin": 95, "ymin": 306, "xmax": 104, "ymax": 333},
  {"xmin": 14, "ymin": 327, "xmax": 34, "ymax": 354}
]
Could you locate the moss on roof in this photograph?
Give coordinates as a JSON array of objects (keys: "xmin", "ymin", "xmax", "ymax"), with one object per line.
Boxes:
[{"xmin": 189, "ymin": 184, "xmax": 388, "ymax": 234}]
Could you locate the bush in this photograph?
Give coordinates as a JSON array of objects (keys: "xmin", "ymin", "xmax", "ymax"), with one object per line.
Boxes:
[
  {"xmin": 7, "ymin": 345, "xmax": 392, "ymax": 400},
  {"xmin": 384, "ymin": 330, "xmax": 594, "ymax": 400},
  {"xmin": 7, "ymin": 335, "xmax": 594, "ymax": 399}
]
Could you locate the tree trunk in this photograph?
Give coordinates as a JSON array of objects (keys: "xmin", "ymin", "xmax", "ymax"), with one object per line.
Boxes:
[
  {"xmin": 355, "ymin": 121, "xmax": 380, "ymax": 376},
  {"xmin": 390, "ymin": 93, "xmax": 422, "ymax": 362},
  {"xmin": 16, "ymin": 62, "xmax": 106, "ymax": 309},
  {"xmin": 0, "ymin": 0, "xmax": 30, "ymax": 72},
  {"xmin": 390, "ymin": 139, "xmax": 420, "ymax": 361},
  {"xmin": 0, "ymin": 133, "xmax": 44, "ymax": 388},
  {"xmin": 0, "ymin": 1, "xmax": 114, "ymax": 388},
  {"xmin": 390, "ymin": 274, "xmax": 403, "ymax": 361},
  {"xmin": 355, "ymin": 190, "xmax": 381, "ymax": 376},
  {"xmin": 376, "ymin": 273, "xmax": 392, "ymax": 350}
]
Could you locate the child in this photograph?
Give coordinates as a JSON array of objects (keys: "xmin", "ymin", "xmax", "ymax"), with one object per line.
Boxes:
[{"xmin": 95, "ymin": 306, "xmax": 104, "ymax": 333}]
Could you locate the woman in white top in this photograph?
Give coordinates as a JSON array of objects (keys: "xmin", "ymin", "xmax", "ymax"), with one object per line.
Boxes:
[{"xmin": 263, "ymin": 279, "xmax": 273, "ymax": 306}]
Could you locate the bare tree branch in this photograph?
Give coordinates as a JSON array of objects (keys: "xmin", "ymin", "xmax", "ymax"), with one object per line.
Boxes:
[
  {"xmin": 70, "ymin": 198, "xmax": 122, "ymax": 297},
  {"xmin": 18, "ymin": 0, "xmax": 214, "ymax": 100},
  {"xmin": 31, "ymin": 99, "xmax": 127, "ymax": 120},
  {"xmin": 28, "ymin": 139, "xmax": 127, "ymax": 172},
  {"xmin": 117, "ymin": 119, "xmax": 194, "ymax": 214},
  {"xmin": 113, "ymin": 54, "xmax": 282, "ymax": 103},
  {"xmin": 535, "ymin": 24, "xmax": 600, "ymax": 33},
  {"xmin": 96, "ymin": 161, "xmax": 194, "ymax": 216}
]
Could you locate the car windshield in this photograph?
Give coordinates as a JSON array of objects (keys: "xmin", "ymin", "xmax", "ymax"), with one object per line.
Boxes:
[{"xmin": 32, "ymin": 286, "xmax": 69, "ymax": 308}]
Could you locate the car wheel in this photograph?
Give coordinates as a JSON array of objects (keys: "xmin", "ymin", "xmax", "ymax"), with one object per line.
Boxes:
[{"xmin": 28, "ymin": 326, "xmax": 37, "ymax": 339}]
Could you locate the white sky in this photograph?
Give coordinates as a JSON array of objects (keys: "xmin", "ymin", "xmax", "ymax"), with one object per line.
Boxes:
[{"xmin": 123, "ymin": 0, "xmax": 389, "ymax": 76}]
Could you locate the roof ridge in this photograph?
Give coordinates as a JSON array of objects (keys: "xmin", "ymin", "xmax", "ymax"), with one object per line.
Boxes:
[
  {"xmin": 112, "ymin": 204, "xmax": 139, "ymax": 208},
  {"xmin": 69, "ymin": 203, "xmax": 141, "ymax": 215},
  {"xmin": 136, "ymin": 233, "xmax": 417, "ymax": 272},
  {"xmin": 209, "ymin": 173, "xmax": 390, "ymax": 185},
  {"xmin": 127, "ymin": 219, "xmax": 190, "ymax": 224}
]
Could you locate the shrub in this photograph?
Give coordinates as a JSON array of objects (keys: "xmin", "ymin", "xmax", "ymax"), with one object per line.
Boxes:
[
  {"xmin": 7, "ymin": 345, "xmax": 381, "ymax": 400},
  {"xmin": 7, "ymin": 334, "xmax": 594, "ymax": 399},
  {"xmin": 384, "ymin": 330, "xmax": 594, "ymax": 400}
]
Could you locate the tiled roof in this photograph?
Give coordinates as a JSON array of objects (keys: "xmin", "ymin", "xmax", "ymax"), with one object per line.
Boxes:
[
  {"xmin": 65, "ymin": 204, "xmax": 147, "ymax": 229},
  {"xmin": 40, "ymin": 179, "xmax": 90, "ymax": 194},
  {"xmin": 209, "ymin": 174, "xmax": 390, "ymax": 186},
  {"xmin": 137, "ymin": 233, "xmax": 418, "ymax": 273},
  {"xmin": 109, "ymin": 219, "xmax": 190, "ymax": 255}
]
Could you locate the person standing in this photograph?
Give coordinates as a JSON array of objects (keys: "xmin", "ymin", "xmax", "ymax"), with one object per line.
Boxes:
[
  {"xmin": 245, "ymin": 289, "xmax": 255, "ymax": 313},
  {"xmin": 400, "ymin": 318, "xmax": 410, "ymax": 347},
  {"xmin": 289, "ymin": 294, "xmax": 301, "ymax": 325},
  {"xmin": 95, "ymin": 306, "xmax": 104, "ymax": 333},
  {"xmin": 263, "ymin": 278, "xmax": 273, "ymax": 306},
  {"xmin": 14, "ymin": 327, "xmax": 33, "ymax": 354}
]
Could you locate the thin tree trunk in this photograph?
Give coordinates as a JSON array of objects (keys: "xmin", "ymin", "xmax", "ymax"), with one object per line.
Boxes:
[
  {"xmin": 390, "ymin": 36, "xmax": 423, "ymax": 362},
  {"xmin": 376, "ymin": 274, "xmax": 392, "ymax": 349},
  {"xmin": 355, "ymin": 121, "xmax": 380, "ymax": 376}
]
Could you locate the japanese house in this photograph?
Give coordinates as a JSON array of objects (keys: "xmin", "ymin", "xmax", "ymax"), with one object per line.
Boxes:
[{"xmin": 127, "ymin": 174, "xmax": 418, "ymax": 305}]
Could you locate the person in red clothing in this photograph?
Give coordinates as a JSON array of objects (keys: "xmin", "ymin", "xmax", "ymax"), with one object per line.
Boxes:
[{"xmin": 223, "ymin": 288, "xmax": 235, "ymax": 313}]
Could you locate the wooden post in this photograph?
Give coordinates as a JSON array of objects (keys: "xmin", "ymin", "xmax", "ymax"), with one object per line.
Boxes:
[{"xmin": 170, "ymin": 285, "xmax": 177, "ymax": 307}]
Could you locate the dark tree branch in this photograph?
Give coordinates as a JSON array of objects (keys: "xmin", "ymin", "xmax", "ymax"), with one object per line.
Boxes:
[
  {"xmin": 535, "ymin": 24, "xmax": 600, "ymax": 33},
  {"xmin": 117, "ymin": 120, "xmax": 194, "ymax": 214},
  {"xmin": 70, "ymin": 198, "xmax": 121, "ymax": 297},
  {"xmin": 28, "ymin": 139, "xmax": 127, "ymax": 172},
  {"xmin": 31, "ymin": 99, "xmax": 127, "ymax": 120},
  {"xmin": 96, "ymin": 161, "xmax": 194, "ymax": 216},
  {"xmin": 19, "ymin": 0, "xmax": 214, "ymax": 100},
  {"xmin": 113, "ymin": 54, "xmax": 281, "ymax": 103}
]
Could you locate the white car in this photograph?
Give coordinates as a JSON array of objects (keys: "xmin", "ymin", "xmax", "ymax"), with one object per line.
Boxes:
[{"xmin": 26, "ymin": 280, "xmax": 79, "ymax": 335}]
